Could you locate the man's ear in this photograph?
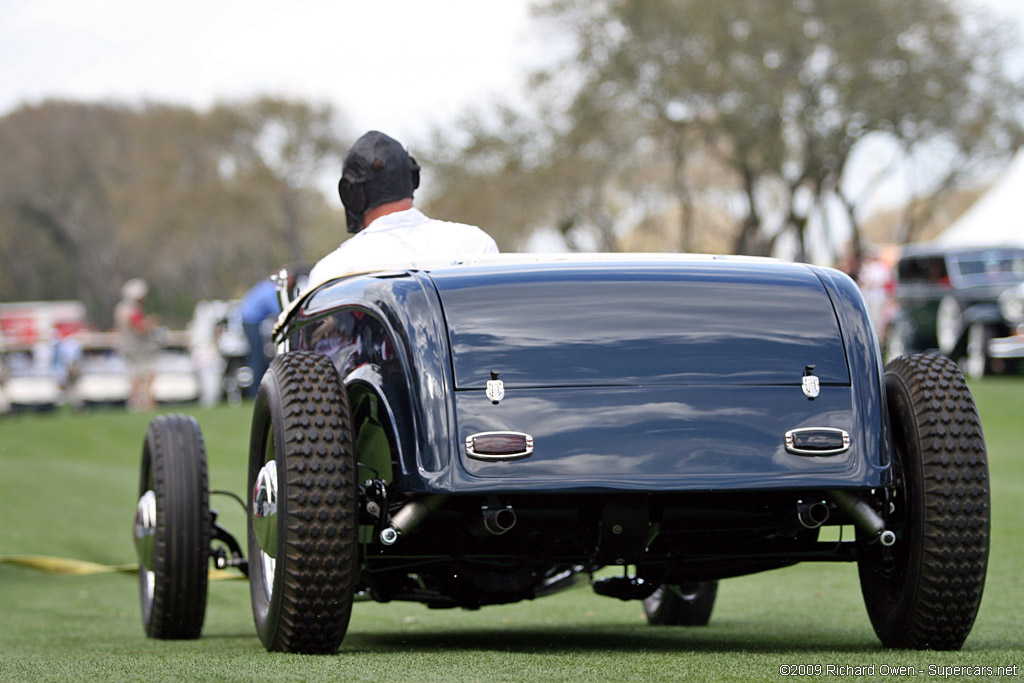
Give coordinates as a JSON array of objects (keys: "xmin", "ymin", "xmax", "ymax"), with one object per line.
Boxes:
[{"xmin": 409, "ymin": 155, "xmax": 420, "ymax": 191}]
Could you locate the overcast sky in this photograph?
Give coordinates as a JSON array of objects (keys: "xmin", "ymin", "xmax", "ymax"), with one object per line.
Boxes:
[
  {"xmin": 3, "ymin": 0, "xmax": 1023, "ymax": 145},
  {"xmin": 0, "ymin": 0, "xmax": 541, "ymax": 144}
]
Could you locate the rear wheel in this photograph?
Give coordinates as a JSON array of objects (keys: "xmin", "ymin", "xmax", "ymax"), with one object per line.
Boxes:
[
  {"xmin": 857, "ymin": 352, "xmax": 989, "ymax": 649},
  {"xmin": 134, "ymin": 413, "xmax": 210, "ymax": 639},
  {"xmin": 247, "ymin": 351, "xmax": 358, "ymax": 653},
  {"xmin": 643, "ymin": 581, "xmax": 718, "ymax": 626}
]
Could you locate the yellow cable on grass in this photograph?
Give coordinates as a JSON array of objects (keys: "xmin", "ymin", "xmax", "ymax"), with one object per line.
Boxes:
[{"xmin": 0, "ymin": 555, "xmax": 244, "ymax": 580}]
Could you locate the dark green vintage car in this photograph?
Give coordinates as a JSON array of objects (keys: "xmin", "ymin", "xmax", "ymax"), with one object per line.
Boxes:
[{"xmin": 887, "ymin": 244, "xmax": 1024, "ymax": 377}]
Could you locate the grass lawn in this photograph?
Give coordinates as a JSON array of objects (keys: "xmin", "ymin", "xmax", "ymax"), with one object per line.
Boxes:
[{"xmin": 0, "ymin": 377, "xmax": 1021, "ymax": 681}]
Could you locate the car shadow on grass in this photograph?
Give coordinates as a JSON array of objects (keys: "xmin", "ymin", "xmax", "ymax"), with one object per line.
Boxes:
[{"xmin": 342, "ymin": 623, "xmax": 883, "ymax": 655}]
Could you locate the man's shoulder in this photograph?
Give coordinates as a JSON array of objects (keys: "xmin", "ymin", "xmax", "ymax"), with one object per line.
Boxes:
[{"xmin": 423, "ymin": 216, "xmax": 485, "ymax": 232}]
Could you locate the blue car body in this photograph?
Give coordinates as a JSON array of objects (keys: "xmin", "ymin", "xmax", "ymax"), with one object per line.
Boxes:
[{"xmin": 283, "ymin": 255, "xmax": 888, "ymax": 497}]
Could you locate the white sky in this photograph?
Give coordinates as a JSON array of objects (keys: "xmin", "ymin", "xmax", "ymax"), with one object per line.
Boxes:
[
  {"xmin": 3, "ymin": 0, "xmax": 1022, "ymax": 142},
  {"xmin": 0, "ymin": 0, "xmax": 540, "ymax": 144}
]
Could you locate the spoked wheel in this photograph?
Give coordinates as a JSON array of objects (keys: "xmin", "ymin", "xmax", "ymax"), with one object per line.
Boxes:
[
  {"xmin": 247, "ymin": 351, "xmax": 359, "ymax": 654},
  {"xmin": 964, "ymin": 323, "xmax": 995, "ymax": 380},
  {"xmin": 134, "ymin": 413, "xmax": 211, "ymax": 639},
  {"xmin": 643, "ymin": 581, "xmax": 718, "ymax": 626},
  {"xmin": 858, "ymin": 352, "xmax": 989, "ymax": 649},
  {"xmin": 935, "ymin": 297, "xmax": 963, "ymax": 358}
]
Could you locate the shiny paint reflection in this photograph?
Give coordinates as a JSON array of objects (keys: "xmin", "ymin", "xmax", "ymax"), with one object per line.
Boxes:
[
  {"xmin": 293, "ymin": 272, "xmax": 457, "ymax": 476},
  {"xmin": 454, "ymin": 385, "xmax": 875, "ymax": 490},
  {"xmin": 431, "ymin": 263, "xmax": 850, "ymax": 388},
  {"xmin": 283, "ymin": 258, "xmax": 888, "ymax": 494}
]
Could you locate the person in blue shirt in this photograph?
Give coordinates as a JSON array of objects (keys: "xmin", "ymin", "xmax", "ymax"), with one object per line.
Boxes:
[{"xmin": 238, "ymin": 278, "xmax": 280, "ymax": 397}]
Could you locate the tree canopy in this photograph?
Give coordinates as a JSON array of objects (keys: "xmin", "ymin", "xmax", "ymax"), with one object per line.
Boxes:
[
  {"xmin": 424, "ymin": 0, "xmax": 1024, "ymax": 259},
  {"xmin": 0, "ymin": 97, "xmax": 349, "ymax": 326}
]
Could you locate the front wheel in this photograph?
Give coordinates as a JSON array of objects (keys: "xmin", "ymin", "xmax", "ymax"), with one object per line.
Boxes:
[
  {"xmin": 247, "ymin": 351, "xmax": 359, "ymax": 654},
  {"xmin": 134, "ymin": 414, "xmax": 210, "ymax": 639},
  {"xmin": 857, "ymin": 352, "xmax": 989, "ymax": 649},
  {"xmin": 643, "ymin": 581, "xmax": 718, "ymax": 626}
]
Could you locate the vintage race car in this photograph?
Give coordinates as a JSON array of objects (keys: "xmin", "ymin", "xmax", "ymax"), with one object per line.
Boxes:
[
  {"xmin": 887, "ymin": 244, "xmax": 1024, "ymax": 377},
  {"xmin": 132, "ymin": 254, "xmax": 990, "ymax": 653}
]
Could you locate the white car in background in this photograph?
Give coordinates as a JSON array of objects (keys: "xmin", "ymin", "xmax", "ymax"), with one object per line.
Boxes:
[
  {"xmin": 152, "ymin": 347, "xmax": 201, "ymax": 405},
  {"xmin": 75, "ymin": 354, "xmax": 131, "ymax": 408},
  {"xmin": 3, "ymin": 365, "xmax": 61, "ymax": 412}
]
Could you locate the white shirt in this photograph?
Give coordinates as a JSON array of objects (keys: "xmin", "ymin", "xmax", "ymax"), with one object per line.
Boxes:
[{"xmin": 307, "ymin": 208, "xmax": 499, "ymax": 289}]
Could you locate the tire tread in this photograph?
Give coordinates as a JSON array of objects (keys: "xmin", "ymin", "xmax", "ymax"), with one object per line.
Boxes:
[
  {"xmin": 143, "ymin": 413, "xmax": 210, "ymax": 639},
  {"xmin": 866, "ymin": 352, "xmax": 988, "ymax": 650},
  {"xmin": 257, "ymin": 351, "xmax": 357, "ymax": 654}
]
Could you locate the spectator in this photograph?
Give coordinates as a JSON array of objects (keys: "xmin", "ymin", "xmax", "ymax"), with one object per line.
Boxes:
[
  {"xmin": 238, "ymin": 278, "xmax": 280, "ymax": 397},
  {"xmin": 858, "ymin": 248, "xmax": 897, "ymax": 340},
  {"xmin": 53, "ymin": 327, "xmax": 84, "ymax": 410},
  {"xmin": 115, "ymin": 278, "xmax": 159, "ymax": 411}
]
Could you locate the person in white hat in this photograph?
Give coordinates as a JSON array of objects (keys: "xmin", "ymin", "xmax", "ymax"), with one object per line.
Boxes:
[{"xmin": 115, "ymin": 278, "xmax": 159, "ymax": 411}]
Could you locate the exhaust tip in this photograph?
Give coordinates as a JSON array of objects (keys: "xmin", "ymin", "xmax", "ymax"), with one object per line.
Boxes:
[
  {"xmin": 482, "ymin": 506, "xmax": 517, "ymax": 535},
  {"xmin": 797, "ymin": 500, "xmax": 830, "ymax": 529}
]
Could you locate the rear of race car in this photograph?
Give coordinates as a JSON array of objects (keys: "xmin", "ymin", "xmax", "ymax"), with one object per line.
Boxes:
[
  {"xmin": 132, "ymin": 255, "xmax": 989, "ymax": 653},
  {"xmin": 374, "ymin": 257, "xmax": 894, "ymax": 592},
  {"xmin": 378, "ymin": 256, "xmax": 986, "ymax": 650}
]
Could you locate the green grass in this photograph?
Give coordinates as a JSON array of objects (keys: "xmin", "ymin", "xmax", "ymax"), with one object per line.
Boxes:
[{"xmin": 1, "ymin": 379, "xmax": 1022, "ymax": 682}]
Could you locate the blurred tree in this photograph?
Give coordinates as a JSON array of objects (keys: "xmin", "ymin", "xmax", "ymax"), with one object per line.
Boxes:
[
  {"xmin": 209, "ymin": 97, "xmax": 348, "ymax": 263},
  {"xmin": 0, "ymin": 98, "xmax": 347, "ymax": 327},
  {"xmin": 427, "ymin": 0, "xmax": 1023, "ymax": 259},
  {"xmin": 420, "ymin": 104, "xmax": 576, "ymax": 250},
  {"xmin": 0, "ymin": 102, "xmax": 131, "ymax": 321}
]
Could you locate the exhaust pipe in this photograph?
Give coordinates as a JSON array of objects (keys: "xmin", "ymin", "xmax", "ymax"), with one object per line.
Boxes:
[
  {"xmin": 380, "ymin": 494, "xmax": 447, "ymax": 545},
  {"xmin": 796, "ymin": 500, "xmax": 830, "ymax": 529},
  {"xmin": 831, "ymin": 490, "xmax": 896, "ymax": 546},
  {"xmin": 482, "ymin": 505, "xmax": 517, "ymax": 535},
  {"xmin": 469, "ymin": 504, "xmax": 517, "ymax": 537}
]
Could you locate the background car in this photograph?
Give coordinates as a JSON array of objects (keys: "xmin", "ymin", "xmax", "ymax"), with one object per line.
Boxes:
[
  {"xmin": 74, "ymin": 354, "xmax": 131, "ymax": 409},
  {"xmin": 886, "ymin": 244, "xmax": 1024, "ymax": 377},
  {"xmin": 151, "ymin": 331, "xmax": 200, "ymax": 405},
  {"xmin": 2, "ymin": 363, "xmax": 61, "ymax": 412},
  {"xmin": 989, "ymin": 283, "xmax": 1024, "ymax": 365}
]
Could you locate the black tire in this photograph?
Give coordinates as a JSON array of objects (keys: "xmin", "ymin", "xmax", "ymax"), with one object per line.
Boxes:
[
  {"xmin": 247, "ymin": 351, "xmax": 358, "ymax": 654},
  {"xmin": 134, "ymin": 413, "xmax": 210, "ymax": 639},
  {"xmin": 857, "ymin": 352, "xmax": 989, "ymax": 649},
  {"xmin": 643, "ymin": 581, "xmax": 718, "ymax": 626}
]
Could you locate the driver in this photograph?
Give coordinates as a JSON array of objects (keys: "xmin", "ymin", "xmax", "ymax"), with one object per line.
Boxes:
[{"xmin": 306, "ymin": 131, "xmax": 499, "ymax": 288}]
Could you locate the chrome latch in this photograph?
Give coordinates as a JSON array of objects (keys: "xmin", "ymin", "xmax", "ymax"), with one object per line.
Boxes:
[
  {"xmin": 486, "ymin": 371, "xmax": 505, "ymax": 405},
  {"xmin": 802, "ymin": 364, "xmax": 820, "ymax": 399}
]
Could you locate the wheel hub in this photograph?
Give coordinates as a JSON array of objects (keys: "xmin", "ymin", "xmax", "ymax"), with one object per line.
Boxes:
[
  {"xmin": 252, "ymin": 460, "xmax": 278, "ymax": 602},
  {"xmin": 134, "ymin": 489, "xmax": 157, "ymax": 571},
  {"xmin": 252, "ymin": 461, "xmax": 278, "ymax": 558}
]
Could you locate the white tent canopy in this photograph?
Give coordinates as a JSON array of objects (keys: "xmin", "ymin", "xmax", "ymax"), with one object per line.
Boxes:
[{"xmin": 935, "ymin": 151, "xmax": 1024, "ymax": 248}]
